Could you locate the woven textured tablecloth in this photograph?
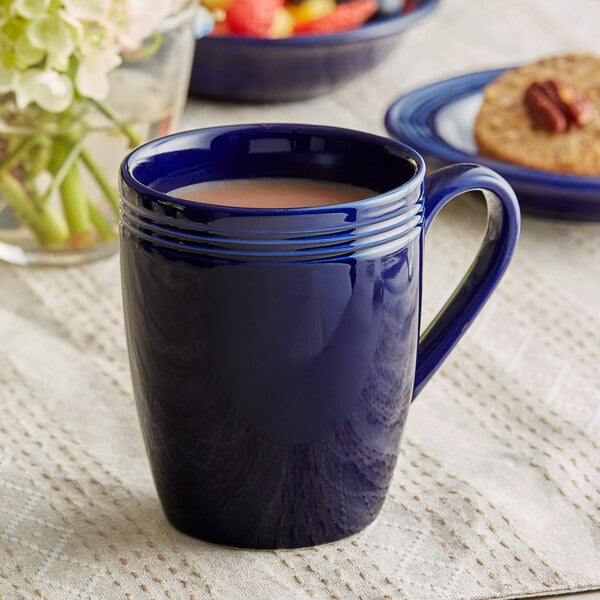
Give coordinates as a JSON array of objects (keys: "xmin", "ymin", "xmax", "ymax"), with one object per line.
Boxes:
[{"xmin": 1, "ymin": 1, "xmax": 599, "ymax": 599}]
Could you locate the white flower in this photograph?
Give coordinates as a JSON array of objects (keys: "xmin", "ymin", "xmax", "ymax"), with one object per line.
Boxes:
[
  {"xmin": 76, "ymin": 44, "xmax": 122, "ymax": 99},
  {"xmin": 113, "ymin": 0, "xmax": 167, "ymax": 50},
  {"xmin": 13, "ymin": 0, "xmax": 50, "ymax": 19},
  {"xmin": 0, "ymin": 64, "xmax": 16, "ymax": 93},
  {"xmin": 1, "ymin": 0, "xmax": 191, "ymax": 108},
  {"xmin": 61, "ymin": 0, "xmax": 110, "ymax": 22},
  {"xmin": 14, "ymin": 32, "xmax": 46, "ymax": 68},
  {"xmin": 58, "ymin": 9, "xmax": 84, "ymax": 46},
  {"xmin": 14, "ymin": 69, "xmax": 74, "ymax": 113},
  {"xmin": 113, "ymin": 0, "xmax": 191, "ymax": 51},
  {"xmin": 26, "ymin": 13, "xmax": 76, "ymax": 62}
]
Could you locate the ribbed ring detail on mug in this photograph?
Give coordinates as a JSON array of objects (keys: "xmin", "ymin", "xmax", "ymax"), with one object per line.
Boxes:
[
  {"xmin": 119, "ymin": 191, "xmax": 423, "ymax": 241},
  {"xmin": 120, "ymin": 212, "xmax": 422, "ymax": 262},
  {"xmin": 120, "ymin": 199, "xmax": 423, "ymax": 255}
]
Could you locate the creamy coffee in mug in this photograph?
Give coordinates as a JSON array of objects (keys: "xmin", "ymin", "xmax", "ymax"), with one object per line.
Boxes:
[{"xmin": 169, "ymin": 178, "xmax": 374, "ymax": 208}]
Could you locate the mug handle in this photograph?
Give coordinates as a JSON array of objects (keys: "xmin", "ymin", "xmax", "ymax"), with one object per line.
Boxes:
[{"xmin": 413, "ymin": 163, "xmax": 520, "ymax": 398}]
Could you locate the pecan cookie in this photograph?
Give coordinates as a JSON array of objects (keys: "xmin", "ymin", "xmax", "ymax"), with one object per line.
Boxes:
[{"xmin": 474, "ymin": 53, "xmax": 600, "ymax": 176}]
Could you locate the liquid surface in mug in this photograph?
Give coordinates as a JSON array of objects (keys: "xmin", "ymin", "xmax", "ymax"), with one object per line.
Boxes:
[{"xmin": 169, "ymin": 178, "xmax": 374, "ymax": 209}]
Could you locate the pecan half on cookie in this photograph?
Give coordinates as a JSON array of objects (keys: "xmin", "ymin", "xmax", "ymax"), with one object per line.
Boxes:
[{"xmin": 524, "ymin": 79, "xmax": 593, "ymax": 132}]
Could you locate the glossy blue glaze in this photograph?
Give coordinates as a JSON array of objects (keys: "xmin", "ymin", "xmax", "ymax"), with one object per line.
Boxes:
[
  {"xmin": 188, "ymin": 0, "xmax": 439, "ymax": 102},
  {"xmin": 120, "ymin": 124, "xmax": 520, "ymax": 548},
  {"xmin": 384, "ymin": 68, "xmax": 600, "ymax": 221}
]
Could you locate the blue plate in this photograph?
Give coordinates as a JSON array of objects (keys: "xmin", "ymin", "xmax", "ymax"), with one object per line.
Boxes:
[{"xmin": 384, "ymin": 68, "xmax": 600, "ymax": 221}]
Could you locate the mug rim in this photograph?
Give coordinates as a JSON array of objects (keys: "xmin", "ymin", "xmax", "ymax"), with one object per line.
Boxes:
[{"xmin": 120, "ymin": 123, "xmax": 426, "ymax": 216}]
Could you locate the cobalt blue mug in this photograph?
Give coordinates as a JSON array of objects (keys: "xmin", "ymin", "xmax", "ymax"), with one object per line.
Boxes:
[{"xmin": 119, "ymin": 124, "xmax": 520, "ymax": 549}]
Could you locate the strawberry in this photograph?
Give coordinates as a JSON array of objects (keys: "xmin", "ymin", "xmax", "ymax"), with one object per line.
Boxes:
[
  {"xmin": 226, "ymin": 0, "xmax": 284, "ymax": 37},
  {"xmin": 293, "ymin": 0, "xmax": 378, "ymax": 34}
]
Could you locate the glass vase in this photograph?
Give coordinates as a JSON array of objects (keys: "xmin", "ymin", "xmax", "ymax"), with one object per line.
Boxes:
[{"xmin": 0, "ymin": 4, "xmax": 197, "ymax": 267}]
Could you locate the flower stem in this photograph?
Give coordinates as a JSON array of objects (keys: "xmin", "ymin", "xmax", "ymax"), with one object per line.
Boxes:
[
  {"xmin": 0, "ymin": 170, "xmax": 69, "ymax": 246},
  {"xmin": 0, "ymin": 135, "xmax": 40, "ymax": 172},
  {"xmin": 43, "ymin": 136, "xmax": 85, "ymax": 204},
  {"xmin": 50, "ymin": 138, "xmax": 93, "ymax": 247},
  {"xmin": 52, "ymin": 138, "xmax": 118, "ymax": 244},
  {"xmin": 91, "ymin": 98, "xmax": 141, "ymax": 148},
  {"xmin": 87, "ymin": 197, "xmax": 117, "ymax": 242},
  {"xmin": 79, "ymin": 148, "xmax": 119, "ymax": 215}
]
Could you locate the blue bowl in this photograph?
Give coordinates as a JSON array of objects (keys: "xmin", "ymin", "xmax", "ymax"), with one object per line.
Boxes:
[{"xmin": 188, "ymin": 0, "xmax": 439, "ymax": 103}]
